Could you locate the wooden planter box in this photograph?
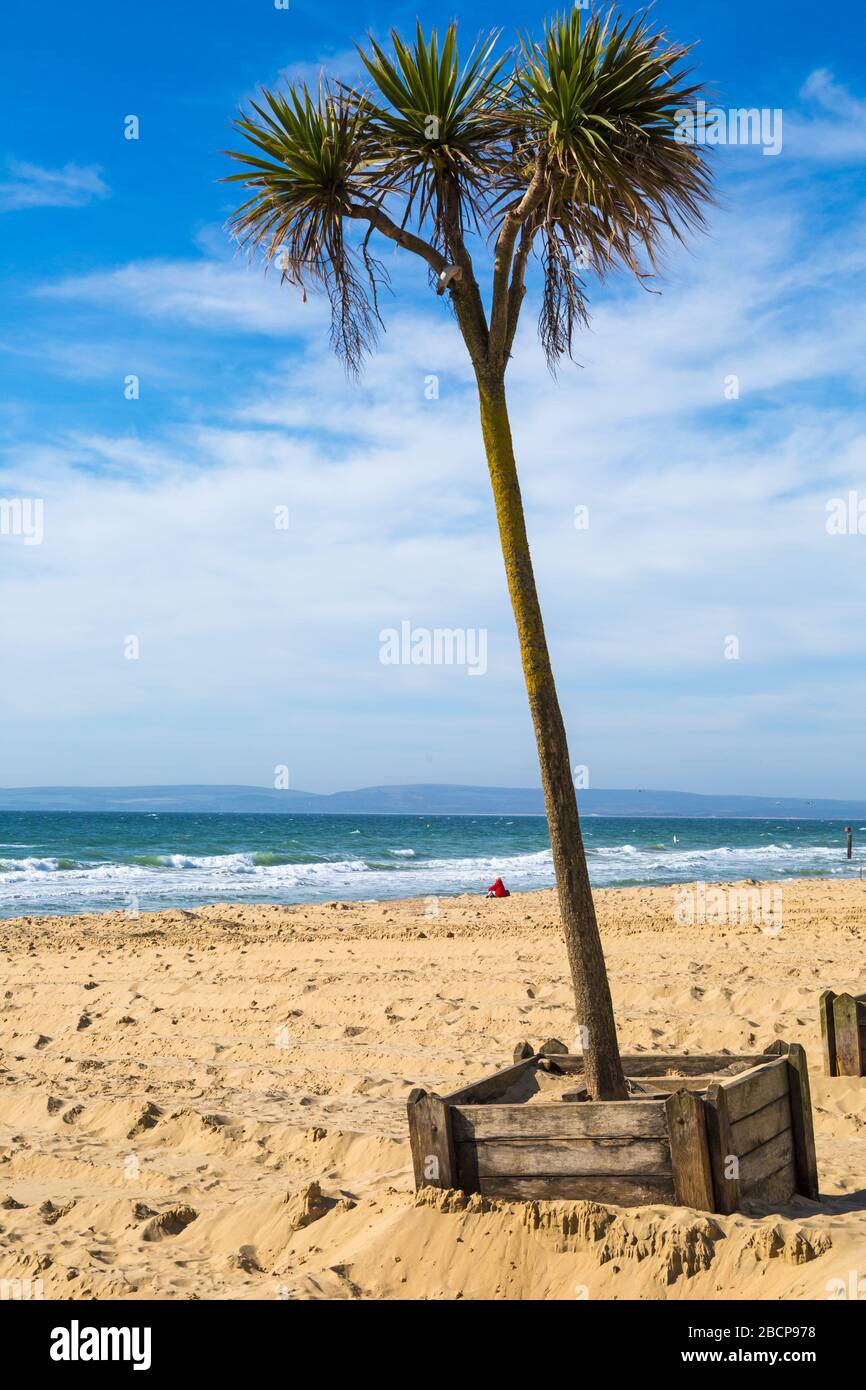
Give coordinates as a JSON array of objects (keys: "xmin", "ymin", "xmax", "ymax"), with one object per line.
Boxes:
[
  {"xmin": 820, "ymin": 990, "xmax": 866, "ymax": 1076},
  {"xmin": 407, "ymin": 1040, "xmax": 818, "ymax": 1214}
]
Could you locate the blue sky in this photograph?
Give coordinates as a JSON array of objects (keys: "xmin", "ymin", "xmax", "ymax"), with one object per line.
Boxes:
[{"xmin": 1, "ymin": 0, "xmax": 866, "ymax": 797}]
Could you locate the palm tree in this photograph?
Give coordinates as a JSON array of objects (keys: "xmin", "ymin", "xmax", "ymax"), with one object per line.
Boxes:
[{"xmin": 225, "ymin": 7, "xmax": 712, "ymax": 1100}]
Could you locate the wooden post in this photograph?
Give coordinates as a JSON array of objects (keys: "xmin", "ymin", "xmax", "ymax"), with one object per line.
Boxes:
[
  {"xmin": 833, "ymin": 993, "xmax": 862, "ymax": 1076},
  {"xmin": 783, "ymin": 1043, "xmax": 820, "ymax": 1200},
  {"xmin": 407, "ymin": 1089, "xmax": 457, "ymax": 1190},
  {"xmin": 666, "ymin": 1089, "xmax": 715, "ymax": 1211},
  {"xmin": 513, "ymin": 1040, "xmax": 535, "ymax": 1063},
  {"xmin": 704, "ymin": 1081, "xmax": 739, "ymax": 1214},
  {"xmin": 819, "ymin": 991, "xmax": 838, "ymax": 1077}
]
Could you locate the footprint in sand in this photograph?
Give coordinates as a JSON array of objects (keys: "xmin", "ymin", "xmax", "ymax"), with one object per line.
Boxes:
[{"xmin": 141, "ymin": 1206, "xmax": 198, "ymax": 1242}]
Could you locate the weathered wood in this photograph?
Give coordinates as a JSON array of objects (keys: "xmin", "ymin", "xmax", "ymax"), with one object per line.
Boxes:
[
  {"xmin": 741, "ymin": 1159, "xmax": 798, "ymax": 1205},
  {"xmin": 666, "ymin": 1089, "xmax": 715, "ymax": 1211},
  {"xmin": 513, "ymin": 1041, "xmax": 536, "ymax": 1063},
  {"xmin": 784, "ymin": 1043, "xmax": 820, "ymax": 1200},
  {"xmin": 461, "ymin": 1137, "xmax": 672, "ymax": 1179},
  {"xmin": 451, "ymin": 1100, "xmax": 668, "ymax": 1142},
  {"xmin": 819, "ymin": 991, "xmax": 838, "ymax": 1076},
  {"xmin": 406, "ymin": 1089, "xmax": 456, "ymax": 1189},
  {"xmin": 553, "ymin": 1053, "xmax": 769, "ymax": 1078},
  {"xmin": 441, "ymin": 1056, "xmax": 537, "ymax": 1105},
  {"xmin": 833, "ymin": 994, "xmax": 862, "ymax": 1076},
  {"xmin": 722, "ymin": 1057, "xmax": 789, "ymax": 1123},
  {"xmin": 630, "ymin": 1076, "xmax": 719, "ymax": 1093},
  {"xmin": 730, "ymin": 1094, "xmax": 791, "ymax": 1156},
  {"xmin": 704, "ymin": 1081, "xmax": 740, "ymax": 1214},
  {"xmin": 410, "ymin": 1048, "xmax": 818, "ymax": 1215},
  {"xmin": 739, "ymin": 1129, "xmax": 794, "ymax": 1186},
  {"xmin": 539, "ymin": 1038, "xmax": 568, "ymax": 1056},
  {"xmin": 469, "ymin": 1174, "xmax": 677, "ymax": 1205}
]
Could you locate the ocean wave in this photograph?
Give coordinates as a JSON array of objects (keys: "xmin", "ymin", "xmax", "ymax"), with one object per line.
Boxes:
[
  {"xmin": 0, "ymin": 833, "xmax": 858, "ymax": 917},
  {"xmin": 0, "ymin": 856, "xmax": 67, "ymax": 874}
]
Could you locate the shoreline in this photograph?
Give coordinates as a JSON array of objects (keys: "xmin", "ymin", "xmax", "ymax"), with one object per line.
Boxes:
[
  {"xmin": 3, "ymin": 869, "xmax": 866, "ymax": 926},
  {"xmin": 1, "ymin": 877, "xmax": 864, "ymax": 1299},
  {"xmin": 3, "ymin": 872, "xmax": 864, "ymax": 935}
]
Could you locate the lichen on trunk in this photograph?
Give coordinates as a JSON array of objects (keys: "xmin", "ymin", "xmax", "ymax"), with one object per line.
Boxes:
[{"xmin": 476, "ymin": 368, "xmax": 628, "ymax": 1102}]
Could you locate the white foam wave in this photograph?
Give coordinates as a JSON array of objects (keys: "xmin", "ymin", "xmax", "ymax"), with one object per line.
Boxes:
[{"xmin": 0, "ymin": 836, "xmax": 859, "ymax": 917}]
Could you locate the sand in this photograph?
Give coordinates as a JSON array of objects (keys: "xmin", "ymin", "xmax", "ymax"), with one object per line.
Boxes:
[{"xmin": 1, "ymin": 878, "xmax": 864, "ymax": 1301}]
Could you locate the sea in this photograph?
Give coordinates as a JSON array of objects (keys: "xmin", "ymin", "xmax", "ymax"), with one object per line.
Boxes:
[{"xmin": 0, "ymin": 811, "xmax": 862, "ymax": 919}]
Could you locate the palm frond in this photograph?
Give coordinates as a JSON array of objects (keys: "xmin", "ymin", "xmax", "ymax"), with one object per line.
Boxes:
[
  {"xmin": 505, "ymin": 7, "xmax": 713, "ymax": 365},
  {"xmin": 224, "ymin": 84, "xmax": 384, "ymax": 374},
  {"xmin": 354, "ymin": 21, "xmax": 512, "ymax": 252},
  {"xmin": 222, "ymin": 8, "xmax": 713, "ymax": 377}
]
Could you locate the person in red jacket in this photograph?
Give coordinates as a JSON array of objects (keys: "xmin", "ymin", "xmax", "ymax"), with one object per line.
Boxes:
[{"xmin": 486, "ymin": 877, "xmax": 510, "ymax": 898}]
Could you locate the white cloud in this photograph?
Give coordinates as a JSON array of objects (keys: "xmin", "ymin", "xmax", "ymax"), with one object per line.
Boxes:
[
  {"xmin": 38, "ymin": 257, "xmax": 329, "ymax": 336},
  {"xmin": 6, "ymin": 116, "xmax": 866, "ymax": 794},
  {"xmin": 0, "ymin": 159, "xmax": 108, "ymax": 211},
  {"xmin": 785, "ymin": 71, "xmax": 866, "ymax": 161}
]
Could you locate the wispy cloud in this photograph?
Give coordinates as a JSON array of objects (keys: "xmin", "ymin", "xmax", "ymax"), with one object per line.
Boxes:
[
  {"xmin": 6, "ymin": 174, "xmax": 866, "ymax": 793},
  {"xmin": 785, "ymin": 71, "xmax": 866, "ymax": 162},
  {"xmin": 38, "ymin": 257, "xmax": 327, "ymax": 336},
  {"xmin": 6, "ymin": 63, "xmax": 866, "ymax": 793},
  {"xmin": 0, "ymin": 159, "xmax": 109, "ymax": 211}
]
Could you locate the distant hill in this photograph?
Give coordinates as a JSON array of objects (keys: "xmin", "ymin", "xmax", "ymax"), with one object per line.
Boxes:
[{"xmin": 0, "ymin": 784, "xmax": 863, "ymax": 818}]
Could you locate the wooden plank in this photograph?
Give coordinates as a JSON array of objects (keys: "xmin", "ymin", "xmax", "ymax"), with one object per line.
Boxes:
[
  {"xmin": 741, "ymin": 1158, "xmax": 797, "ymax": 1205},
  {"xmin": 721, "ymin": 1058, "xmax": 789, "ymax": 1123},
  {"xmin": 451, "ymin": 1100, "xmax": 668, "ymax": 1142},
  {"xmin": 470, "ymin": 1174, "xmax": 677, "ymax": 1206},
  {"xmin": 406, "ymin": 1089, "xmax": 456, "ymax": 1189},
  {"xmin": 630, "ymin": 1076, "xmax": 719, "ymax": 1093},
  {"xmin": 666, "ymin": 1089, "xmax": 715, "ymax": 1211},
  {"xmin": 739, "ymin": 1129, "xmax": 794, "ymax": 1186},
  {"xmin": 833, "ymin": 994, "xmax": 861, "ymax": 1076},
  {"xmin": 819, "ymin": 991, "xmax": 837, "ymax": 1077},
  {"xmin": 462, "ymin": 1137, "xmax": 672, "ymax": 1179},
  {"xmin": 554, "ymin": 1053, "xmax": 768, "ymax": 1078},
  {"xmin": 704, "ymin": 1081, "xmax": 739, "ymax": 1215},
  {"xmin": 730, "ymin": 1094, "xmax": 791, "ymax": 1156},
  {"xmin": 784, "ymin": 1043, "xmax": 820, "ymax": 1200},
  {"xmin": 441, "ymin": 1056, "xmax": 538, "ymax": 1105}
]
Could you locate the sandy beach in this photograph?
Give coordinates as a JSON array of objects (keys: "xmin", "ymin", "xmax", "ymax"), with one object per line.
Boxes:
[{"xmin": 1, "ymin": 877, "xmax": 864, "ymax": 1301}]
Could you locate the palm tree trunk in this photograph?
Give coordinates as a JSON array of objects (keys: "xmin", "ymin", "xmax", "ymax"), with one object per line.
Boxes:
[{"xmin": 475, "ymin": 368, "xmax": 628, "ymax": 1102}]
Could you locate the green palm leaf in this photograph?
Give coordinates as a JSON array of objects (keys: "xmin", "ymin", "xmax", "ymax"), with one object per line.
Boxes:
[
  {"xmin": 224, "ymin": 83, "xmax": 384, "ymax": 373},
  {"xmin": 503, "ymin": 8, "xmax": 712, "ymax": 362},
  {"xmin": 354, "ymin": 21, "xmax": 512, "ymax": 247}
]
